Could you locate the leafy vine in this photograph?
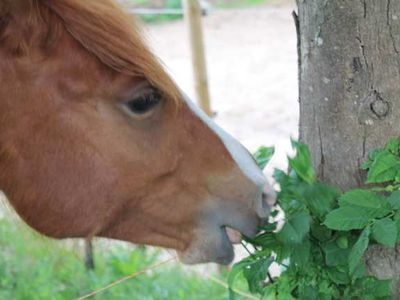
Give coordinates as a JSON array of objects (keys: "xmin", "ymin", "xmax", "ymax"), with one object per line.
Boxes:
[{"xmin": 229, "ymin": 139, "xmax": 400, "ymax": 300}]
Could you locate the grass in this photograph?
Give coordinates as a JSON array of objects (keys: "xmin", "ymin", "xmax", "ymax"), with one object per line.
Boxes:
[
  {"xmin": 0, "ymin": 216, "xmax": 250, "ymax": 300},
  {"xmin": 138, "ymin": 0, "xmax": 182, "ymax": 24},
  {"xmin": 213, "ymin": 0, "xmax": 269, "ymax": 9},
  {"xmin": 127, "ymin": 0, "xmax": 272, "ymax": 24}
]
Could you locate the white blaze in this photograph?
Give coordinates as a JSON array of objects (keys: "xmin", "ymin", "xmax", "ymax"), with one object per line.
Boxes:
[{"xmin": 183, "ymin": 95, "xmax": 266, "ymax": 190}]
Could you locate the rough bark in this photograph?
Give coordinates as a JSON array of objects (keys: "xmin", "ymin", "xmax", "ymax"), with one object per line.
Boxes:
[{"xmin": 296, "ymin": 0, "xmax": 400, "ymax": 297}]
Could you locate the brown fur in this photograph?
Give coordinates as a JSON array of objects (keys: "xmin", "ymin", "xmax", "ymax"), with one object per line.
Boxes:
[
  {"xmin": 43, "ymin": 0, "xmax": 180, "ymax": 101},
  {"xmin": 0, "ymin": 0, "xmax": 266, "ymax": 264}
]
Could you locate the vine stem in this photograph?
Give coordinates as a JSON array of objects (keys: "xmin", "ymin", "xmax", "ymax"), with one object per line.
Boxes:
[
  {"xmin": 241, "ymin": 241, "xmax": 255, "ymax": 257},
  {"xmin": 240, "ymin": 241, "xmax": 275, "ymax": 283}
]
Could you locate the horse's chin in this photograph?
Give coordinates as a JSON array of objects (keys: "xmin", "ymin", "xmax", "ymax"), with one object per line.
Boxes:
[{"xmin": 177, "ymin": 226, "xmax": 242, "ymax": 265}]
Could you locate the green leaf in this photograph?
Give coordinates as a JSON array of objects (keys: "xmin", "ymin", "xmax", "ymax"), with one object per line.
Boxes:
[
  {"xmin": 372, "ymin": 218, "xmax": 397, "ymax": 247},
  {"xmin": 336, "ymin": 236, "xmax": 349, "ymax": 249},
  {"xmin": 301, "ymin": 183, "xmax": 340, "ymax": 220},
  {"xmin": 338, "ymin": 189, "xmax": 391, "ymax": 218},
  {"xmin": 228, "ymin": 257, "xmax": 255, "ymax": 300},
  {"xmin": 326, "ymin": 267, "xmax": 350, "ymax": 284},
  {"xmin": 352, "ymin": 261, "xmax": 366, "ymax": 280},
  {"xmin": 243, "ymin": 257, "xmax": 273, "ymax": 294},
  {"xmin": 324, "ymin": 206, "xmax": 372, "ymax": 230},
  {"xmin": 395, "ymin": 211, "xmax": 400, "ymax": 241},
  {"xmin": 291, "ymin": 239, "xmax": 310, "ymax": 269},
  {"xmin": 353, "ymin": 276, "xmax": 392, "ymax": 297},
  {"xmin": 247, "ymin": 232, "xmax": 280, "ymax": 248},
  {"xmin": 322, "ymin": 240, "xmax": 351, "ymax": 266},
  {"xmin": 297, "ymin": 284, "xmax": 318, "ymax": 300},
  {"xmin": 339, "ymin": 189, "xmax": 388, "ymax": 209},
  {"xmin": 310, "ymin": 222, "xmax": 332, "ymax": 242},
  {"xmin": 386, "ymin": 138, "xmax": 400, "ymax": 156},
  {"xmin": 259, "ymin": 222, "xmax": 277, "ymax": 232},
  {"xmin": 348, "ymin": 225, "xmax": 370, "ymax": 275},
  {"xmin": 253, "ymin": 146, "xmax": 275, "ymax": 170},
  {"xmin": 270, "ymin": 210, "xmax": 279, "ymax": 218},
  {"xmin": 274, "ymin": 274, "xmax": 296, "ymax": 299},
  {"xmin": 388, "ymin": 191, "xmax": 400, "ymax": 210},
  {"xmin": 289, "ymin": 140, "xmax": 316, "ymax": 183},
  {"xmin": 318, "ymin": 280, "xmax": 334, "ymax": 296},
  {"xmin": 366, "ymin": 150, "xmax": 400, "ymax": 184},
  {"xmin": 362, "ymin": 149, "xmax": 382, "ymax": 170},
  {"xmin": 273, "ymin": 169, "xmax": 290, "ymax": 186},
  {"xmin": 276, "ymin": 210, "xmax": 311, "ymax": 245},
  {"xmin": 262, "ymin": 285, "xmax": 278, "ymax": 300},
  {"xmin": 274, "ymin": 243, "xmax": 292, "ymax": 263}
]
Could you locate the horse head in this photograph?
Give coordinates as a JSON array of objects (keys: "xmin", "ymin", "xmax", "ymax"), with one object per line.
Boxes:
[{"xmin": 0, "ymin": 0, "xmax": 274, "ymax": 264}]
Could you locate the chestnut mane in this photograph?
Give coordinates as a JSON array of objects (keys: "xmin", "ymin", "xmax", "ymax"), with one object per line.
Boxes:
[{"xmin": 1, "ymin": 0, "xmax": 180, "ymax": 101}]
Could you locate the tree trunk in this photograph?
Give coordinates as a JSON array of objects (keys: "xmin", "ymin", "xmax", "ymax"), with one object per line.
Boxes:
[{"xmin": 296, "ymin": 0, "xmax": 400, "ymax": 297}]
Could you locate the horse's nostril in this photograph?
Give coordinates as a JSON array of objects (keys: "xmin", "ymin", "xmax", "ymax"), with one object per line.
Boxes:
[
  {"xmin": 255, "ymin": 187, "xmax": 274, "ymax": 219},
  {"xmin": 261, "ymin": 194, "xmax": 269, "ymax": 209},
  {"xmin": 262, "ymin": 187, "xmax": 276, "ymax": 207},
  {"xmin": 259, "ymin": 216, "xmax": 269, "ymax": 227}
]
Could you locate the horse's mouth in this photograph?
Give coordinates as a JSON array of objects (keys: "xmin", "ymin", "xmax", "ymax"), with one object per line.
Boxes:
[
  {"xmin": 177, "ymin": 225, "xmax": 248, "ymax": 265},
  {"xmin": 225, "ymin": 226, "xmax": 242, "ymax": 244}
]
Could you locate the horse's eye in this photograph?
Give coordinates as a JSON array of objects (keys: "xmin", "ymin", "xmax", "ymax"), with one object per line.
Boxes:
[{"xmin": 125, "ymin": 90, "xmax": 161, "ymax": 114}]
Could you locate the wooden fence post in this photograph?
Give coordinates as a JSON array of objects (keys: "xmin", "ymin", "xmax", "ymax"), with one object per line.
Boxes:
[
  {"xmin": 182, "ymin": 0, "xmax": 212, "ymax": 116},
  {"xmin": 84, "ymin": 238, "xmax": 95, "ymax": 270}
]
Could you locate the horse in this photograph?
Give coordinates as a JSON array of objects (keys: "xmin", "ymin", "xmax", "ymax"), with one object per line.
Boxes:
[{"xmin": 0, "ymin": 0, "xmax": 273, "ymax": 265}]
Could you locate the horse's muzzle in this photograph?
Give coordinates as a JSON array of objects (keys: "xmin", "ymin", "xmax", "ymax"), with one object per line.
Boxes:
[{"xmin": 178, "ymin": 183, "xmax": 275, "ymax": 265}]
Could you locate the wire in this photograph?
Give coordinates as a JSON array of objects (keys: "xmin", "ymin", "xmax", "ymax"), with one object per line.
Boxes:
[{"xmin": 75, "ymin": 256, "xmax": 176, "ymax": 300}]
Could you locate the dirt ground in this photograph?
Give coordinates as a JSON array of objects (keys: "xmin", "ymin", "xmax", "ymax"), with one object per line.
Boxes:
[{"xmin": 144, "ymin": 0, "xmax": 298, "ymax": 173}]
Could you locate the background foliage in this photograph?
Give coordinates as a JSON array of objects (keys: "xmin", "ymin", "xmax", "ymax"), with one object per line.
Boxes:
[
  {"xmin": 126, "ymin": 0, "xmax": 270, "ymax": 23},
  {"xmin": 0, "ymin": 216, "xmax": 250, "ymax": 300}
]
